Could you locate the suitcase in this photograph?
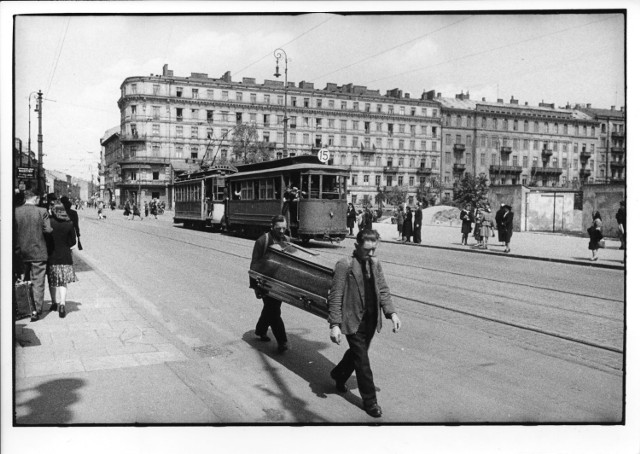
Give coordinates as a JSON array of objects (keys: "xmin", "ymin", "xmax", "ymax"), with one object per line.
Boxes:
[
  {"xmin": 14, "ymin": 280, "xmax": 35, "ymax": 319},
  {"xmin": 249, "ymin": 243, "xmax": 335, "ymax": 319}
]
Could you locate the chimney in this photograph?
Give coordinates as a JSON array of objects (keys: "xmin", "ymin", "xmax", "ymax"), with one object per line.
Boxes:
[
  {"xmin": 221, "ymin": 71, "xmax": 232, "ymax": 83},
  {"xmin": 497, "ymin": 98, "xmax": 504, "ymax": 103},
  {"xmin": 422, "ymin": 90, "xmax": 436, "ymax": 100},
  {"xmin": 437, "ymin": 92, "xmax": 441, "ymax": 98},
  {"xmin": 404, "ymin": 93, "xmax": 410, "ymax": 99},
  {"xmin": 482, "ymin": 97, "xmax": 486, "ymax": 102},
  {"xmin": 566, "ymin": 103, "xmax": 571, "ymax": 109},
  {"xmin": 525, "ymin": 102, "xmax": 528, "ymax": 106},
  {"xmin": 586, "ymin": 103, "xmax": 591, "ymax": 108},
  {"xmin": 162, "ymin": 64, "xmax": 173, "ymax": 77},
  {"xmin": 510, "ymin": 96, "xmax": 518, "ymax": 105},
  {"xmin": 611, "ymin": 105, "xmax": 616, "ymax": 111},
  {"xmin": 620, "ymin": 106, "xmax": 625, "ymax": 112}
]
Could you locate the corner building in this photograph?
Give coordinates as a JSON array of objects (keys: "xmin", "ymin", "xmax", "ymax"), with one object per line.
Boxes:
[
  {"xmin": 433, "ymin": 91, "xmax": 601, "ymax": 198},
  {"xmin": 116, "ymin": 64, "xmax": 442, "ymax": 208}
]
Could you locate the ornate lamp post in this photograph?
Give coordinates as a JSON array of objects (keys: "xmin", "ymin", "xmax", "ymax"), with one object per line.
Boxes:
[{"xmin": 273, "ymin": 48, "xmax": 289, "ymax": 156}]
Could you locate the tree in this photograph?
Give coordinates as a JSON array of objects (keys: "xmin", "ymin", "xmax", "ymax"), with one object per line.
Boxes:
[
  {"xmin": 384, "ymin": 185, "xmax": 408, "ymax": 207},
  {"xmin": 231, "ymin": 123, "xmax": 273, "ymax": 164},
  {"xmin": 416, "ymin": 176, "xmax": 441, "ymax": 206},
  {"xmin": 374, "ymin": 188, "xmax": 386, "ymax": 210},
  {"xmin": 453, "ymin": 172, "xmax": 489, "ymax": 210}
]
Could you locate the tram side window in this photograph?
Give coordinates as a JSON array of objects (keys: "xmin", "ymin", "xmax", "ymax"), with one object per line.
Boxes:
[
  {"xmin": 301, "ymin": 174, "xmax": 309, "ymax": 197},
  {"xmin": 241, "ymin": 181, "xmax": 254, "ymax": 200},
  {"xmin": 321, "ymin": 175, "xmax": 340, "ymax": 199},
  {"xmin": 232, "ymin": 182, "xmax": 241, "ymax": 199},
  {"xmin": 258, "ymin": 178, "xmax": 275, "ymax": 199},
  {"xmin": 310, "ymin": 174, "xmax": 320, "ymax": 199}
]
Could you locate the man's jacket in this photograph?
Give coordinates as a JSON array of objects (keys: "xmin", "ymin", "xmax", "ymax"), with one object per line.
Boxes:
[
  {"xmin": 328, "ymin": 255, "xmax": 396, "ymax": 335},
  {"xmin": 14, "ymin": 204, "xmax": 53, "ymax": 263}
]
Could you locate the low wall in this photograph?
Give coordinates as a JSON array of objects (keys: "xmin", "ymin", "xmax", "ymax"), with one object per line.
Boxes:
[{"xmin": 582, "ymin": 184, "xmax": 625, "ymax": 237}]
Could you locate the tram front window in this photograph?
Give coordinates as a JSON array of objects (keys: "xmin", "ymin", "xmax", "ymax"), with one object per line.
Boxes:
[
  {"xmin": 321, "ymin": 175, "xmax": 340, "ymax": 199},
  {"xmin": 310, "ymin": 174, "xmax": 320, "ymax": 199}
]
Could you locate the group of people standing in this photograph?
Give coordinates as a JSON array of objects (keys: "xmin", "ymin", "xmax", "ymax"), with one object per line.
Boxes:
[
  {"xmin": 14, "ymin": 191, "xmax": 80, "ymax": 321},
  {"xmin": 460, "ymin": 203, "xmax": 514, "ymax": 253},
  {"xmin": 346, "ymin": 203, "xmax": 373, "ymax": 236},
  {"xmin": 395, "ymin": 203, "xmax": 423, "ymax": 244},
  {"xmin": 123, "ymin": 199, "xmax": 160, "ymax": 220}
]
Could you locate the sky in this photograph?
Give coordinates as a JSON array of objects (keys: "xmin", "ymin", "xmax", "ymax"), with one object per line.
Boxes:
[{"xmin": 6, "ymin": 3, "xmax": 627, "ymax": 182}]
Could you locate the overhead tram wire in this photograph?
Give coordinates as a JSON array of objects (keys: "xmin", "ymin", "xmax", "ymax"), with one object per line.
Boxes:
[
  {"xmin": 364, "ymin": 15, "xmax": 618, "ymax": 85},
  {"xmin": 45, "ymin": 16, "xmax": 71, "ymax": 99},
  {"xmin": 314, "ymin": 15, "xmax": 473, "ymax": 81},
  {"xmin": 231, "ymin": 15, "xmax": 335, "ymax": 78}
]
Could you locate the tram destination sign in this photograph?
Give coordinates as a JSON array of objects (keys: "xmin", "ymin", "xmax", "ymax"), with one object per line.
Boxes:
[{"xmin": 17, "ymin": 167, "xmax": 36, "ymax": 179}]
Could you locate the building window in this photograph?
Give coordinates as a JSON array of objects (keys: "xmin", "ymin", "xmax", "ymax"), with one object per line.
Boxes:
[
  {"xmin": 523, "ymin": 156, "xmax": 528, "ymax": 167},
  {"xmin": 176, "ymin": 125, "xmax": 183, "ymax": 137},
  {"xmin": 352, "ymin": 136, "xmax": 359, "ymax": 147},
  {"xmin": 176, "ymin": 145, "xmax": 183, "ymax": 158},
  {"xmin": 445, "ymin": 152, "xmax": 452, "ymax": 164},
  {"xmin": 176, "ymin": 108, "xmax": 183, "ymax": 121},
  {"xmin": 191, "ymin": 147, "xmax": 199, "ymax": 159},
  {"xmin": 152, "ymin": 145, "xmax": 160, "ymax": 157},
  {"xmin": 340, "ymin": 120, "xmax": 347, "ymax": 132},
  {"xmin": 398, "ymin": 176, "xmax": 404, "ymax": 186},
  {"xmin": 480, "ymin": 153, "xmax": 486, "ymax": 166},
  {"xmin": 399, "ymin": 139, "xmax": 404, "ymax": 149},
  {"xmin": 263, "ymin": 94, "xmax": 270, "ymax": 104},
  {"xmin": 377, "ymin": 104, "xmax": 383, "ymax": 113},
  {"xmin": 176, "ymin": 87, "xmax": 182, "ymax": 97},
  {"xmin": 512, "ymin": 155, "xmax": 518, "ymax": 166},
  {"xmin": 191, "ymin": 126, "xmax": 198, "ymax": 138},
  {"xmin": 192, "ymin": 89, "xmax": 199, "ymax": 99},
  {"xmin": 152, "ymin": 124, "xmax": 160, "ymax": 135},
  {"xmin": 207, "ymin": 89, "xmax": 214, "ymax": 100},
  {"xmin": 352, "ymin": 120, "xmax": 359, "ymax": 131},
  {"xmin": 303, "ymin": 134, "xmax": 310, "ymax": 145},
  {"xmin": 491, "ymin": 154, "xmax": 497, "ymax": 165},
  {"xmin": 445, "ymin": 134, "xmax": 452, "ymax": 145},
  {"xmin": 352, "ymin": 174, "xmax": 358, "ymax": 186}
]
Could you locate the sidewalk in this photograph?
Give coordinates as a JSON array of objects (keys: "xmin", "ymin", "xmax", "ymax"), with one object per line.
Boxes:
[{"xmin": 371, "ymin": 220, "xmax": 625, "ymax": 270}]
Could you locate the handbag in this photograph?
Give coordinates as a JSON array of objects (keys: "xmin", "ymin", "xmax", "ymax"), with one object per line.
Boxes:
[
  {"xmin": 77, "ymin": 238, "xmax": 83, "ymax": 251},
  {"xmin": 598, "ymin": 240, "xmax": 605, "ymax": 249}
]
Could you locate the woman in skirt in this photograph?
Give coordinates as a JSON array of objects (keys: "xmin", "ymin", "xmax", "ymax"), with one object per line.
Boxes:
[
  {"xmin": 588, "ymin": 211, "xmax": 604, "ymax": 261},
  {"xmin": 47, "ymin": 201, "xmax": 78, "ymax": 318}
]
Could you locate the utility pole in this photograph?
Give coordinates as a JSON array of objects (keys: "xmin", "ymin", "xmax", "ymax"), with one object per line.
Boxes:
[
  {"xmin": 274, "ymin": 48, "xmax": 289, "ymax": 156},
  {"xmin": 36, "ymin": 90, "xmax": 43, "ymax": 194}
]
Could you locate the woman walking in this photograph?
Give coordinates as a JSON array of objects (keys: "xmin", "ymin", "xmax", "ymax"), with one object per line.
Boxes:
[
  {"xmin": 588, "ymin": 211, "xmax": 604, "ymax": 261},
  {"xmin": 402, "ymin": 205, "xmax": 413, "ymax": 243},
  {"xmin": 396, "ymin": 206, "xmax": 405, "ymax": 241},
  {"xmin": 346, "ymin": 203, "xmax": 357, "ymax": 236},
  {"xmin": 47, "ymin": 201, "xmax": 78, "ymax": 318},
  {"xmin": 502, "ymin": 205, "xmax": 514, "ymax": 253},
  {"xmin": 131, "ymin": 202, "xmax": 143, "ymax": 220},
  {"xmin": 459, "ymin": 204, "xmax": 473, "ymax": 245}
]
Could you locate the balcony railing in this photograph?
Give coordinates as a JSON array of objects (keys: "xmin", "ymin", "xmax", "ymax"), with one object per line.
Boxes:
[
  {"xmin": 383, "ymin": 166, "xmax": 400, "ymax": 173},
  {"xmin": 531, "ymin": 166, "xmax": 563, "ymax": 175},
  {"xmin": 121, "ymin": 133, "xmax": 147, "ymax": 142},
  {"xmin": 610, "ymin": 161, "xmax": 625, "ymax": 168},
  {"xmin": 416, "ymin": 167, "xmax": 433, "ymax": 175},
  {"xmin": 453, "ymin": 163, "xmax": 466, "ymax": 172},
  {"xmin": 120, "ymin": 178, "xmax": 167, "ymax": 186},
  {"xmin": 610, "ymin": 146, "xmax": 625, "ymax": 154},
  {"xmin": 541, "ymin": 148, "xmax": 553, "ymax": 158},
  {"xmin": 580, "ymin": 151, "xmax": 591, "ymax": 161},
  {"xmin": 489, "ymin": 165, "xmax": 523, "ymax": 174},
  {"xmin": 117, "ymin": 156, "xmax": 174, "ymax": 165},
  {"xmin": 500, "ymin": 146, "xmax": 512, "ymax": 154},
  {"xmin": 611, "ymin": 131, "xmax": 624, "ymax": 139},
  {"xmin": 453, "ymin": 144, "xmax": 465, "ymax": 153},
  {"xmin": 579, "ymin": 168, "xmax": 592, "ymax": 177}
]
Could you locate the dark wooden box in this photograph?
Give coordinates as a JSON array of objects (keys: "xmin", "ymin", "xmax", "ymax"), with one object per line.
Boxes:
[{"xmin": 249, "ymin": 243, "xmax": 336, "ymax": 318}]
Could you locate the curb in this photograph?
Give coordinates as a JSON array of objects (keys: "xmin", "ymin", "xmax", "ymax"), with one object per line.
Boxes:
[{"xmin": 378, "ymin": 238, "xmax": 625, "ymax": 271}]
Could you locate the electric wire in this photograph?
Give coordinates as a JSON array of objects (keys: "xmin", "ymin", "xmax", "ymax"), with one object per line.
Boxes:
[{"xmin": 45, "ymin": 17, "xmax": 71, "ymax": 99}]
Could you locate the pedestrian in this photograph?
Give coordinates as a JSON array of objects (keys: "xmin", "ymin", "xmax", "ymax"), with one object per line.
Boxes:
[
  {"xmin": 395, "ymin": 206, "xmax": 404, "ymax": 241},
  {"xmin": 615, "ymin": 200, "xmax": 625, "ymax": 250},
  {"xmin": 251, "ymin": 215, "xmax": 290, "ymax": 353},
  {"xmin": 47, "ymin": 201, "xmax": 78, "ymax": 318},
  {"xmin": 363, "ymin": 206, "xmax": 374, "ymax": 231},
  {"xmin": 460, "ymin": 203, "xmax": 473, "ymax": 245},
  {"xmin": 132, "ymin": 202, "xmax": 143, "ymax": 220},
  {"xmin": 14, "ymin": 190, "xmax": 53, "ymax": 321},
  {"xmin": 327, "ymin": 229, "xmax": 401, "ymax": 418},
  {"xmin": 97, "ymin": 200, "xmax": 105, "ymax": 220},
  {"xmin": 495, "ymin": 203, "xmax": 506, "ymax": 246},
  {"xmin": 588, "ymin": 211, "xmax": 604, "ymax": 261},
  {"xmin": 150, "ymin": 199, "xmax": 158, "ymax": 219},
  {"xmin": 124, "ymin": 199, "xmax": 131, "ymax": 219},
  {"xmin": 144, "ymin": 201, "xmax": 149, "ymax": 218},
  {"xmin": 502, "ymin": 205, "xmax": 514, "ymax": 253},
  {"xmin": 356, "ymin": 210, "xmax": 364, "ymax": 232},
  {"xmin": 413, "ymin": 202, "xmax": 423, "ymax": 244},
  {"xmin": 472, "ymin": 207, "xmax": 484, "ymax": 247},
  {"xmin": 60, "ymin": 196, "xmax": 82, "ymax": 249},
  {"xmin": 346, "ymin": 203, "xmax": 357, "ymax": 236},
  {"xmin": 402, "ymin": 205, "xmax": 413, "ymax": 243},
  {"xmin": 477, "ymin": 207, "xmax": 496, "ymax": 249}
]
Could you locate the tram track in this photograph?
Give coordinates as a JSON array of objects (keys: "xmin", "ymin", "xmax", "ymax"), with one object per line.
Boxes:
[{"xmin": 84, "ymin": 217, "xmax": 624, "ymax": 358}]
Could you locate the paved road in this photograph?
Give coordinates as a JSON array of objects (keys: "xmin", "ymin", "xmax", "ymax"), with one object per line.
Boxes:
[{"xmin": 13, "ymin": 210, "xmax": 623, "ymax": 425}]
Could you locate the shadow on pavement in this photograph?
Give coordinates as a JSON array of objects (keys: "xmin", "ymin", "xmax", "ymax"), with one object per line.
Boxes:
[
  {"xmin": 15, "ymin": 323, "xmax": 41, "ymax": 347},
  {"xmin": 15, "ymin": 377, "xmax": 85, "ymax": 425},
  {"xmin": 242, "ymin": 329, "xmax": 364, "ymax": 419},
  {"xmin": 72, "ymin": 254, "xmax": 93, "ymax": 273}
]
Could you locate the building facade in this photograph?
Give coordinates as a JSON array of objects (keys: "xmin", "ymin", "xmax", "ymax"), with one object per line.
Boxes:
[
  {"xmin": 433, "ymin": 91, "xmax": 601, "ymax": 199},
  {"xmin": 115, "ymin": 64, "xmax": 442, "ymax": 208},
  {"xmin": 574, "ymin": 105, "xmax": 626, "ymax": 184}
]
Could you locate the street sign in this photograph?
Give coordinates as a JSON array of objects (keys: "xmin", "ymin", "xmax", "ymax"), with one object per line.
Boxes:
[
  {"xmin": 17, "ymin": 167, "xmax": 36, "ymax": 179},
  {"xmin": 317, "ymin": 148, "xmax": 330, "ymax": 164}
]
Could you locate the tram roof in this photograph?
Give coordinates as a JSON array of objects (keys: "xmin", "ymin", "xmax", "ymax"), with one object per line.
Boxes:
[
  {"xmin": 175, "ymin": 164, "xmax": 238, "ymax": 181},
  {"xmin": 227, "ymin": 162, "xmax": 351, "ymax": 180}
]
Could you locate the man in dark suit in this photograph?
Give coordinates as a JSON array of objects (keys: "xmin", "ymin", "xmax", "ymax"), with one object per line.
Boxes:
[
  {"xmin": 413, "ymin": 202, "xmax": 423, "ymax": 244},
  {"xmin": 502, "ymin": 205, "xmax": 514, "ymax": 253},
  {"xmin": 328, "ymin": 229, "xmax": 401, "ymax": 418},
  {"xmin": 14, "ymin": 190, "xmax": 53, "ymax": 321},
  {"xmin": 251, "ymin": 215, "xmax": 290, "ymax": 353}
]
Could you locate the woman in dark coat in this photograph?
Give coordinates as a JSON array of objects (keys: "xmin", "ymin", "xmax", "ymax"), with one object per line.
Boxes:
[
  {"xmin": 47, "ymin": 201, "xmax": 77, "ymax": 318},
  {"xmin": 502, "ymin": 205, "xmax": 514, "ymax": 253},
  {"xmin": 459, "ymin": 204, "xmax": 473, "ymax": 245},
  {"xmin": 402, "ymin": 206, "xmax": 413, "ymax": 243},
  {"xmin": 346, "ymin": 203, "xmax": 357, "ymax": 236},
  {"xmin": 396, "ymin": 206, "xmax": 405, "ymax": 240},
  {"xmin": 588, "ymin": 211, "xmax": 604, "ymax": 261}
]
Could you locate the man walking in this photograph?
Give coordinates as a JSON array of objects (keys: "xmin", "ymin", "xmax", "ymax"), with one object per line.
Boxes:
[
  {"xmin": 250, "ymin": 215, "xmax": 290, "ymax": 353},
  {"xmin": 413, "ymin": 202, "xmax": 423, "ymax": 244},
  {"xmin": 616, "ymin": 200, "xmax": 626, "ymax": 250},
  {"xmin": 328, "ymin": 229, "xmax": 401, "ymax": 418},
  {"xmin": 14, "ymin": 190, "xmax": 53, "ymax": 321}
]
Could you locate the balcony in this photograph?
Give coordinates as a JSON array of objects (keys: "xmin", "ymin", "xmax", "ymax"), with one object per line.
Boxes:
[
  {"xmin": 611, "ymin": 131, "xmax": 624, "ymax": 139},
  {"xmin": 453, "ymin": 163, "xmax": 466, "ymax": 173},
  {"xmin": 610, "ymin": 146, "xmax": 625, "ymax": 154},
  {"xmin": 383, "ymin": 166, "xmax": 400, "ymax": 174},
  {"xmin": 541, "ymin": 148, "xmax": 553, "ymax": 158},
  {"xmin": 119, "ymin": 178, "xmax": 167, "ymax": 187},
  {"xmin": 500, "ymin": 146, "xmax": 512, "ymax": 155},
  {"xmin": 610, "ymin": 161, "xmax": 625, "ymax": 169},
  {"xmin": 453, "ymin": 143, "xmax": 465, "ymax": 153},
  {"xmin": 416, "ymin": 167, "xmax": 433, "ymax": 175},
  {"xmin": 359, "ymin": 144, "xmax": 376, "ymax": 155},
  {"xmin": 531, "ymin": 166, "xmax": 563, "ymax": 175},
  {"xmin": 579, "ymin": 168, "xmax": 592, "ymax": 177},
  {"xmin": 121, "ymin": 133, "xmax": 147, "ymax": 142},
  {"xmin": 580, "ymin": 151, "xmax": 591, "ymax": 161},
  {"xmin": 489, "ymin": 165, "xmax": 523, "ymax": 174}
]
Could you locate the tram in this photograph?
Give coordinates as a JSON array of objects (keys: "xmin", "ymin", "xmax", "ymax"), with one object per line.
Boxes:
[
  {"xmin": 173, "ymin": 164, "xmax": 237, "ymax": 229},
  {"xmin": 225, "ymin": 155, "xmax": 350, "ymax": 243}
]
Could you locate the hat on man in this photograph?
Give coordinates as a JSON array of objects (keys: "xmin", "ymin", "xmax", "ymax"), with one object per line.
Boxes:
[{"xmin": 504, "ymin": 205, "xmax": 512, "ymax": 211}]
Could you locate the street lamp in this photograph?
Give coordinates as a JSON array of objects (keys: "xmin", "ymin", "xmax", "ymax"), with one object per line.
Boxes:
[
  {"xmin": 27, "ymin": 91, "xmax": 38, "ymax": 168},
  {"xmin": 273, "ymin": 48, "xmax": 289, "ymax": 156}
]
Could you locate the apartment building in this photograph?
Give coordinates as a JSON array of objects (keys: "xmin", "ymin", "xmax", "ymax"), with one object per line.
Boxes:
[
  {"xmin": 113, "ymin": 64, "xmax": 442, "ymax": 207},
  {"xmin": 574, "ymin": 104, "xmax": 626, "ymax": 184},
  {"xmin": 433, "ymin": 91, "xmax": 601, "ymax": 199}
]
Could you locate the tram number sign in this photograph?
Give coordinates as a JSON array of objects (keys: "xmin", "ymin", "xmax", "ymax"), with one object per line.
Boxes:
[{"xmin": 317, "ymin": 148, "xmax": 330, "ymax": 164}]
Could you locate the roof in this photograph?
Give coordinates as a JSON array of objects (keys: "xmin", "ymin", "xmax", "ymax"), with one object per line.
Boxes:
[
  {"xmin": 575, "ymin": 107, "xmax": 626, "ymax": 120},
  {"xmin": 437, "ymin": 97, "xmax": 594, "ymax": 120},
  {"xmin": 227, "ymin": 163, "xmax": 351, "ymax": 180}
]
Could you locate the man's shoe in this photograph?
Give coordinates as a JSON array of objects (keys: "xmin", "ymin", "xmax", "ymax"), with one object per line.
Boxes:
[
  {"xmin": 255, "ymin": 332, "xmax": 271, "ymax": 342},
  {"xmin": 330, "ymin": 370, "xmax": 348, "ymax": 393},
  {"xmin": 30, "ymin": 312, "xmax": 39, "ymax": 322},
  {"xmin": 277, "ymin": 342, "xmax": 289, "ymax": 353},
  {"xmin": 50, "ymin": 303, "xmax": 58, "ymax": 312},
  {"xmin": 364, "ymin": 403, "xmax": 382, "ymax": 418},
  {"xmin": 59, "ymin": 305, "xmax": 66, "ymax": 318}
]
